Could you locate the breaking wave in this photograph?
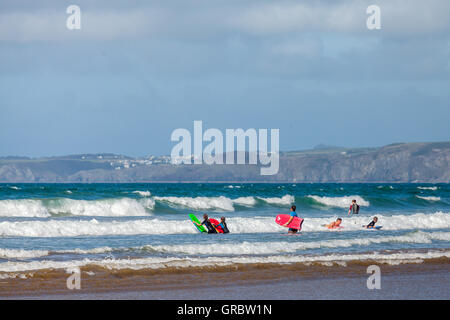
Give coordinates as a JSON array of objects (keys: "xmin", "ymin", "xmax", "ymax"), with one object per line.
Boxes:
[
  {"xmin": 0, "ymin": 194, "xmax": 296, "ymax": 217},
  {"xmin": 132, "ymin": 191, "xmax": 151, "ymax": 197},
  {"xmin": 257, "ymin": 195, "xmax": 295, "ymax": 205},
  {"xmin": 307, "ymin": 195, "xmax": 370, "ymax": 208},
  {"xmin": 153, "ymin": 195, "xmax": 292, "ymax": 211},
  {"xmin": 135, "ymin": 231, "xmax": 450, "ymax": 255},
  {"xmin": 1, "ymin": 231, "xmax": 449, "ymax": 259},
  {"xmin": 0, "ymin": 198, "xmax": 155, "ymax": 217},
  {"xmin": 416, "ymin": 196, "xmax": 441, "ymax": 202},
  {"xmin": 1, "ymin": 250, "xmax": 449, "ymax": 273}
]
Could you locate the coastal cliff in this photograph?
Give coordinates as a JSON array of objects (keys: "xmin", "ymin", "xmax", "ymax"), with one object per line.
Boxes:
[{"xmin": 1, "ymin": 142, "xmax": 449, "ymax": 183}]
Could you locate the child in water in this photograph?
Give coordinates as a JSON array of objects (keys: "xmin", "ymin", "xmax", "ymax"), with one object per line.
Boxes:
[
  {"xmin": 325, "ymin": 218, "xmax": 343, "ymax": 229},
  {"xmin": 363, "ymin": 217, "xmax": 378, "ymax": 229},
  {"xmin": 213, "ymin": 217, "xmax": 230, "ymax": 234}
]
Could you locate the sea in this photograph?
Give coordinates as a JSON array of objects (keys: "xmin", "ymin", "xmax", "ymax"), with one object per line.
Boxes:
[{"xmin": 0, "ymin": 183, "xmax": 449, "ymax": 277}]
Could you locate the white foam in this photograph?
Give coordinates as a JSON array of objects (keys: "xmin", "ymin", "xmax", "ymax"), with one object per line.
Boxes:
[
  {"xmin": 0, "ymin": 198, "xmax": 155, "ymax": 218},
  {"xmin": 418, "ymin": 187, "xmax": 438, "ymax": 191},
  {"xmin": 0, "ymin": 218, "xmax": 195, "ymax": 237},
  {"xmin": 232, "ymin": 196, "xmax": 257, "ymax": 207},
  {"xmin": 4, "ymin": 231, "xmax": 447, "ymax": 259},
  {"xmin": 258, "ymin": 195, "xmax": 295, "ymax": 205},
  {"xmin": 0, "ymin": 273, "xmax": 33, "ymax": 279},
  {"xmin": 132, "ymin": 190, "xmax": 151, "ymax": 197},
  {"xmin": 300, "ymin": 212, "xmax": 450, "ymax": 232},
  {"xmin": 0, "ymin": 250, "xmax": 448, "ymax": 273},
  {"xmin": 0, "ymin": 212, "xmax": 448, "ymax": 237},
  {"xmin": 307, "ymin": 195, "xmax": 370, "ymax": 208},
  {"xmin": 0, "ymin": 248, "xmax": 49, "ymax": 259},
  {"xmin": 154, "ymin": 195, "xmax": 259, "ymax": 211},
  {"xmin": 48, "ymin": 198, "xmax": 155, "ymax": 216},
  {"xmin": 53, "ymin": 247, "xmax": 114, "ymax": 255},
  {"xmin": 416, "ymin": 196, "xmax": 441, "ymax": 202},
  {"xmin": 0, "ymin": 246, "xmax": 117, "ymax": 258},
  {"xmin": 154, "ymin": 196, "xmax": 235, "ymax": 211},
  {"xmin": 0, "ymin": 193, "xmax": 373, "ymax": 218},
  {"xmin": 139, "ymin": 231, "xmax": 450, "ymax": 255},
  {"xmin": 0, "ymin": 199, "xmax": 50, "ymax": 217}
]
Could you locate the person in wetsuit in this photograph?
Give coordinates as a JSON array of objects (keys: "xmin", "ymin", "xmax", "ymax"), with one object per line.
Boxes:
[
  {"xmin": 283, "ymin": 205, "xmax": 301, "ymax": 234},
  {"xmin": 364, "ymin": 217, "xmax": 378, "ymax": 229},
  {"xmin": 195, "ymin": 214, "xmax": 218, "ymax": 234},
  {"xmin": 214, "ymin": 217, "xmax": 230, "ymax": 234},
  {"xmin": 348, "ymin": 199, "xmax": 360, "ymax": 215}
]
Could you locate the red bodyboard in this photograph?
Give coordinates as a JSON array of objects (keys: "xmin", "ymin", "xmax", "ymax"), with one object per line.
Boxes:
[{"xmin": 210, "ymin": 218, "xmax": 224, "ymax": 233}]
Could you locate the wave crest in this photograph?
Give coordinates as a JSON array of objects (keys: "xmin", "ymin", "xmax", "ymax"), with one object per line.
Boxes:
[
  {"xmin": 416, "ymin": 195, "xmax": 441, "ymax": 202},
  {"xmin": 0, "ymin": 198, "xmax": 155, "ymax": 217},
  {"xmin": 307, "ymin": 195, "xmax": 370, "ymax": 208},
  {"xmin": 0, "ymin": 212, "xmax": 448, "ymax": 237}
]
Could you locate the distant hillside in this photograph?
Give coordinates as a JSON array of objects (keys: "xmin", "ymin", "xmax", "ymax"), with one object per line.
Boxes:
[{"xmin": 0, "ymin": 142, "xmax": 449, "ymax": 183}]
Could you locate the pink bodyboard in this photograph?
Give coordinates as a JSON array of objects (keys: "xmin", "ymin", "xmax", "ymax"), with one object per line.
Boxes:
[{"xmin": 275, "ymin": 214, "xmax": 304, "ymax": 230}]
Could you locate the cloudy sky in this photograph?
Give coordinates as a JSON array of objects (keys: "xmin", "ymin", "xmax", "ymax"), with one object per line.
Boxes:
[{"xmin": 0, "ymin": 0, "xmax": 449, "ymax": 157}]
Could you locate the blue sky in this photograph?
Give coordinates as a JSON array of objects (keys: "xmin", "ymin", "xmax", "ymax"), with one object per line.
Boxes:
[{"xmin": 0, "ymin": 0, "xmax": 449, "ymax": 157}]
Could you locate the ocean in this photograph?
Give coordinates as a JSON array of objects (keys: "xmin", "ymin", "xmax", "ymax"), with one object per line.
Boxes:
[{"xmin": 0, "ymin": 183, "xmax": 449, "ymax": 293}]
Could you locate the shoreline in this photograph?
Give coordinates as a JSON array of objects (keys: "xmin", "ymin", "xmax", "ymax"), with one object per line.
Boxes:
[{"xmin": 1, "ymin": 258, "xmax": 449, "ymax": 299}]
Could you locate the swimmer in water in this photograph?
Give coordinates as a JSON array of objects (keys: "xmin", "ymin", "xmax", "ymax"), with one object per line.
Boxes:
[{"xmin": 324, "ymin": 218, "xmax": 343, "ymax": 229}]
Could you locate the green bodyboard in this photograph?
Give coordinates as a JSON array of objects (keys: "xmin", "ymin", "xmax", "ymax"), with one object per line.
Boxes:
[{"xmin": 189, "ymin": 214, "xmax": 207, "ymax": 233}]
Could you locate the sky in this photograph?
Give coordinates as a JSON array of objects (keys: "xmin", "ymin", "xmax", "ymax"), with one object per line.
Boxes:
[{"xmin": 0, "ymin": 0, "xmax": 449, "ymax": 157}]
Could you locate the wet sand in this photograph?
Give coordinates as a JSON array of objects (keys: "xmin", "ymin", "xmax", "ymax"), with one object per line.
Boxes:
[{"xmin": 1, "ymin": 259, "xmax": 449, "ymax": 299}]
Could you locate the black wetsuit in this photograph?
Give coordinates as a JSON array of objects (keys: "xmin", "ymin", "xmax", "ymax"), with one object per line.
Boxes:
[
  {"xmin": 367, "ymin": 220, "xmax": 376, "ymax": 228},
  {"xmin": 202, "ymin": 219, "xmax": 218, "ymax": 234},
  {"xmin": 350, "ymin": 203, "xmax": 360, "ymax": 214}
]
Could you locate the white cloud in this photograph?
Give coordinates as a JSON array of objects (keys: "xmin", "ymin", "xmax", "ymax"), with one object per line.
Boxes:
[
  {"xmin": 226, "ymin": 2, "xmax": 362, "ymax": 35},
  {"xmin": 0, "ymin": 0, "xmax": 449, "ymax": 43},
  {"xmin": 0, "ymin": 8, "xmax": 167, "ymax": 42},
  {"xmin": 228, "ymin": 0, "xmax": 450, "ymax": 35}
]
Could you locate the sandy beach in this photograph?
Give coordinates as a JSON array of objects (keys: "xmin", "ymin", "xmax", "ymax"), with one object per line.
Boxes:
[{"xmin": 1, "ymin": 258, "xmax": 449, "ymax": 300}]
